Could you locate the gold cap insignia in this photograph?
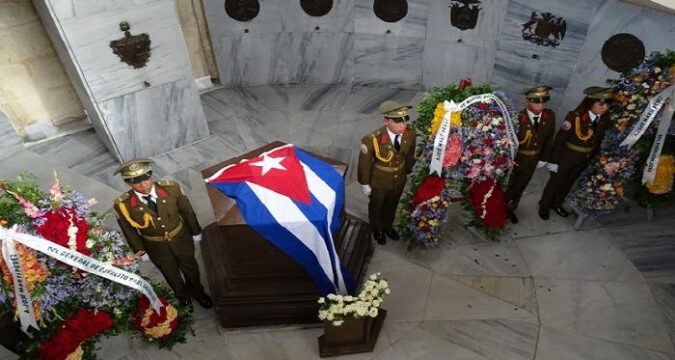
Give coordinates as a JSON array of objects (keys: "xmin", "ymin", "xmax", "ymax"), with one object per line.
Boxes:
[
  {"xmin": 114, "ymin": 159, "xmax": 152, "ymax": 179},
  {"xmin": 583, "ymin": 86, "xmax": 616, "ymax": 100},
  {"xmin": 523, "ymin": 86, "xmax": 552, "ymax": 101},
  {"xmin": 379, "ymin": 100, "xmax": 412, "ymax": 119}
]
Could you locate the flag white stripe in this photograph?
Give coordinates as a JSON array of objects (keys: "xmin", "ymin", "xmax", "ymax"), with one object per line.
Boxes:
[
  {"xmin": 300, "ymin": 162, "xmax": 346, "ymax": 292},
  {"xmin": 246, "ymin": 182, "xmax": 345, "ymax": 293}
]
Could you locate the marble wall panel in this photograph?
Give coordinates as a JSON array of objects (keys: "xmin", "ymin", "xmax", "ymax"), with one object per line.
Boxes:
[
  {"xmin": 422, "ymin": 40, "xmax": 495, "ymax": 90},
  {"xmin": 98, "ymin": 78, "xmax": 209, "ymax": 160},
  {"xmin": 353, "ymin": 0, "xmax": 430, "ymax": 38},
  {"xmin": 492, "ymin": 0, "xmax": 599, "ymax": 113},
  {"xmin": 286, "ymin": 32, "xmax": 353, "ymax": 84},
  {"xmin": 281, "ymin": 0, "xmax": 354, "ymax": 33},
  {"xmin": 49, "ymin": 0, "xmax": 163, "ymax": 20},
  {"xmin": 214, "ymin": 33, "xmax": 290, "ymax": 87},
  {"xmin": 352, "ymin": 34, "xmax": 424, "ymax": 89},
  {"xmin": 203, "ymin": 0, "xmax": 284, "ymax": 37},
  {"xmin": 560, "ymin": 0, "xmax": 675, "ymax": 112},
  {"xmin": 0, "ymin": 109, "xmax": 23, "ymax": 161},
  {"xmin": 425, "ymin": 0, "xmax": 508, "ymax": 49},
  {"xmin": 58, "ymin": 1, "xmax": 191, "ymax": 102}
]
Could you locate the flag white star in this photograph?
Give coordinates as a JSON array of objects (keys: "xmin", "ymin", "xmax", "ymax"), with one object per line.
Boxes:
[{"xmin": 250, "ymin": 154, "xmax": 287, "ymax": 175}]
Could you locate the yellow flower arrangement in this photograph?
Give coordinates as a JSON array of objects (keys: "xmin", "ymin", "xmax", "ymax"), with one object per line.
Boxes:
[
  {"xmin": 430, "ymin": 103, "xmax": 446, "ymax": 136},
  {"xmin": 140, "ymin": 304, "xmax": 179, "ymax": 339},
  {"xmin": 64, "ymin": 345, "xmax": 84, "ymax": 360},
  {"xmin": 646, "ymin": 154, "xmax": 675, "ymax": 195}
]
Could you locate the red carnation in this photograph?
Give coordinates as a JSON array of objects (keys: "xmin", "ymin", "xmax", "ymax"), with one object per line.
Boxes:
[
  {"xmin": 410, "ymin": 176, "xmax": 445, "ymax": 208},
  {"xmin": 495, "ymin": 157, "xmax": 508, "ymax": 167},
  {"xmin": 469, "ymin": 180, "xmax": 507, "ymax": 229},
  {"xmin": 478, "ymin": 102, "xmax": 488, "ymax": 110},
  {"xmin": 484, "ymin": 138, "xmax": 494, "ymax": 146},
  {"xmin": 39, "ymin": 309, "xmax": 113, "ymax": 360}
]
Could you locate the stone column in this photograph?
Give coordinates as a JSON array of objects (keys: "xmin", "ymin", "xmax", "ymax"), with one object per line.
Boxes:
[{"xmin": 32, "ymin": 0, "xmax": 209, "ymax": 162}]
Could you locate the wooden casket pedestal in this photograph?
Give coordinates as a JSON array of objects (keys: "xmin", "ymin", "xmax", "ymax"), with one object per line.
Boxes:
[{"xmin": 200, "ymin": 142, "xmax": 374, "ymax": 328}]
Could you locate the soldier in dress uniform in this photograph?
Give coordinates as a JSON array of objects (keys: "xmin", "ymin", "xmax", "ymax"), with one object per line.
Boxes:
[
  {"xmin": 538, "ymin": 86, "xmax": 616, "ymax": 220},
  {"xmin": 358, "ymin": 100, "xmax": 417, "ymax": 245},
  {"xmin": 113, "ymin": 159, "xmax": 212, "ymax": 308},
  {"xmin": 506, "ymin": 86, "xmax": 557, "ymax": 224}
]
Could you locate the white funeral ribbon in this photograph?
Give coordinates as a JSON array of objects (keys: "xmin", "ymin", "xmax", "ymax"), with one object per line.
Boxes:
[
  {"xmin": 429, "ymin": 100, "xmax": 461, "ymax": 175},
  {"xmin": 429, "ymin": 93, "xmax": 517, "ymax": 176},
  {"xmin": 1, "ymin": 229, "xmax": 39, "ymax": 334},
  {"xmin": 620, "ymin": 84, "xmax": 675, "ymax": 148},
  {"xmin": 0, "ymin": 227, "xmax": 162, "ymax": 333},
  {"xmin": 643, "ymin": 95, "xmax": 675, "ymax": 185}
]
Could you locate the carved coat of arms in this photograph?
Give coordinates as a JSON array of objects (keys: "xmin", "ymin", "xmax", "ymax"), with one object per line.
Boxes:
[
  {"xmin": 109, "ymin": 22, "xmax": 151, "ymax": 69},
  {"xmin": 521, "ymin": 12, "xmax": 566, "ymax": 47},
  {"xmin": 450, "ymin": 0, "xmax": 481, "ymax": 31}
]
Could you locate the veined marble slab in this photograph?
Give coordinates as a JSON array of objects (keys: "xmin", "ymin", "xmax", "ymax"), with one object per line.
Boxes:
[
  {"xmin": 353, "ymin": 0, "xmax": 431, "ymax": 38},
  {"xmin": 214, "ymin": 33, "xmax": 290, "ymax": 87},
  {"xmin": 516, "ymin": 228, "xmax": 643, "ymax": 282},
  {"xmin": 203, "ymin": 0, "xmax": 284, "ymax": 38},
  {"xmin": 419, "ymin": 320, "xmax": 538, "ymax": 360},
  {"xmin": 537, "ymin": 279, "xmax": 675, "ymax": 353},
  {"xmin": 0, "ymin": 110, "xmax": 23, "ymax": 162},
  {"xmin": 281, "ymin": 0, "xmax": 354, "ymax": 33},
  {"xmin": 352, "ymin": 34, "xmax": 424, "ymax": 89},
  {"xmin": 58, "ymin": 1, "xmax": 191, "ymax": 102},
  {"xmin": 559, "ymin": 0, "xmax": 675, "ymax": 112},
  {"xmin": 48, "ymin": 0, "xmax": 163, "ymax": 20},
  {"xmin": 422, "ymin": 40, "xmax": 495, "ymax": 90},
  {"xmin": 536, "ymin": 326, "xmax": 673, "ymax": 360},
  {"xmin": 98, "ymin": 78, "xmax": 209, "ymax": 161},
  {"xmin": 286, "ymin": 32, "xmax": 353, "ymax": 85},
  {"xmin": 425, "ymin": 0, "xmax": 509, "ymax": 49}
]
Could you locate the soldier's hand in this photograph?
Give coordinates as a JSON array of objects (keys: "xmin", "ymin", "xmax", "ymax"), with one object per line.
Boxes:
[
  {"xmin": 546, "ymin": 163, "xmax": 559, "ymax": 173},
  {"xmin": 361, "ymin": 184, "xmax": 372, "ymax": 196},
  {"xmin": 537, "ymin": 161, "xmax": 547, "ymax": 169},
  {"xmin": 193, "ymin": 234, "xmax": 202, "ymax": 243},
  {"xmin": 134, "ymin": 251, "xmax": 149, "ymax": 262}
]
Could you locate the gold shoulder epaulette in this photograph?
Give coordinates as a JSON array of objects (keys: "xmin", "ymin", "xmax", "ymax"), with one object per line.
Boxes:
[
  {"xmin": 115, "ymin": 192, "xmax": 130, "ymax": 204},
  {"xmin": 157, "ymin": 179, "xmax": 177, "ymax": 187}
]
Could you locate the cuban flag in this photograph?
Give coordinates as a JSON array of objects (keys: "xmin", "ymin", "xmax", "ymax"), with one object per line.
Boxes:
[{"xmin": 205, "ymin": 144, "xmax": 355, "ymax": 295}]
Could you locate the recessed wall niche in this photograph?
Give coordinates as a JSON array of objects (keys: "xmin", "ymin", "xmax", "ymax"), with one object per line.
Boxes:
[
  {"xmin": 300, "ymin": 0, "xmax": 333, "ymax": 17},
  {"xmin": 373, "ymin": 0, "xmax": 408, "ymax": 23},
  {"xmin": 225, "ymin": 0, "xmax": 260, "ymax": 22}
]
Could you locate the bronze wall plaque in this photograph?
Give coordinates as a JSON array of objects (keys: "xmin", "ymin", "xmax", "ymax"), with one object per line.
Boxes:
[
  {"xmin": 601, "ymin": 33, "xmax": 645, "ymax": 72},
  {"xmin": 373, "ymin": 0, "xmax": 408, "ymax": 23},
  {"xmin": 522, "ymin": 11, "xmax": 566, "ymax": 47},
  {"xmin": 109, "ymin": 22, "xmax": 151, "ymax": 69},
  {"xmin": 225, "ymin": 0, "xmax": 260, "ymax": 22},
  {"xmin": 450, "ymin": 0, "xmax": 481, "ymax": 31},
  {"xmin": 300, "ymin": 0, "xmax": 333, "ymax": 17}
]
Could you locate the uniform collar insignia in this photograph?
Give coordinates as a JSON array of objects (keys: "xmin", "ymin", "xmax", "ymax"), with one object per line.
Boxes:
[
  {"xmin": 380, "ymin": 133, "xmax": 389, "ymax": 144},
  {"xmin": 156, "ymin": 186, "xmax": 169, "ymax": 198},
  {"xmin": 129, "ymin": 193, "xmax": 139, "ymax": 207}
]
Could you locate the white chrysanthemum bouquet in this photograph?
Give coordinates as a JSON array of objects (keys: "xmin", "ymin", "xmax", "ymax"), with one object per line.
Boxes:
[{"xmin": 317, "ymin": 272, "xmax": 390, "ymax": 326}]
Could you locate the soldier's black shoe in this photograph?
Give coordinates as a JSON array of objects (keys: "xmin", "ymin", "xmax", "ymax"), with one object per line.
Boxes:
[
  {"xmin": 384, "ymin": 229, "xmax": 400, "ymax": 240},
  {"xmin": 373, "ymin": 232, "xmax": 386, "ymax": 245},
  {"xmin": 508, "ymin": 210, "xmax": 519, "ymax": 224},
  {"xmin": 193, "ymin": 293, "xmax": 213, "ymax": 309},
  {"xmin": 553, "ymin": 207, "xmax": 569, "ymax": 217},
  {"xmin": 179, "ymin": 297, "xmax": 193, "ymax": 308},
  {"xmin": 538, "ymin": 208, "xmax": 550, "ymax": 220}
]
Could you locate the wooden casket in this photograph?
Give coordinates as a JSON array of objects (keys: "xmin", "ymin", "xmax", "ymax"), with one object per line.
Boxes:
[{"xmin": 200, "ymin": 142, "xmax": 373, "ymax": 328}]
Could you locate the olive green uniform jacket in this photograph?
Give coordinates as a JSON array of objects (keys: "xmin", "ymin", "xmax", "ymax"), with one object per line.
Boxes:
[
  {"xmin": 114, "ymin": 180, "xmax": 204, "ymax": 299},
  {"xmin": 539, "ymin": 111, "xmax": 609, "ymax": 209},
  {"xmin": 507, "ymin": 108, "xmax": 556, "ymax": 209},
  {"xmin": 357, "ymin": 126, "xmax": 416, "ymax": 232}
]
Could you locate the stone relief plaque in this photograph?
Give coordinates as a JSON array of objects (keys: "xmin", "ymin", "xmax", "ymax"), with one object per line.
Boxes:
[
  {"xmin": 521, "ymin": 11, "xmax": 566, "ymax": 47},
  {"xmin": 109, "ymin": 22, "xmax": 151, "ymax": 69},
  {"xmin": 300, "ymin": 0, "xmax": 333, "ymax": 17},
  {"xmin": 373, "ymin": 0, "xmax": 408, "ymax": 23},
  {"xmin": 225, "ymin": 0, "xmax": 260, "ymax": 22},
  {"xmin": 450, "ymin": 0, "xmax": 481, "ymax": 31},
  {"xmin": 601, "ymin": 33, "xmax": 645, "ymax": 72}
]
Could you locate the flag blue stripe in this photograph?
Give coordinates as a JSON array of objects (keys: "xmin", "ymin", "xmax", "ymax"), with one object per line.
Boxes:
[{"xmin": 209, "ymin": 181, "xmax": 337, "ymax": 295}]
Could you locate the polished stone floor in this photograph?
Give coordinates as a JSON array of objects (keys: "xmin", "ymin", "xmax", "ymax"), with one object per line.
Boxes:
[{"xmin": 1, "ymin": 85, "xmax": 675, "ymax": 360}]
